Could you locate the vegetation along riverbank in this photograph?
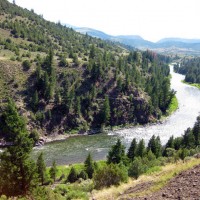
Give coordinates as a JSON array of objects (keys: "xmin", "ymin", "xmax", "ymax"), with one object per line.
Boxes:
[{"xmin": 1, "ymin": 106, "xmax": 200, "ymax": 199}]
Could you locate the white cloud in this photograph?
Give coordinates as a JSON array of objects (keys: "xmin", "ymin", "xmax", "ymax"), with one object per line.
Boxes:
[{"xmin": 8, "ymin": 0, "xmax": 200, "ymax": 42}]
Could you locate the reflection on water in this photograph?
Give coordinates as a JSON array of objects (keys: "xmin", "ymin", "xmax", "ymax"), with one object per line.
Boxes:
[{"xmin": 32, "ymin": 65, "xmax": 200, "ymax": 165}]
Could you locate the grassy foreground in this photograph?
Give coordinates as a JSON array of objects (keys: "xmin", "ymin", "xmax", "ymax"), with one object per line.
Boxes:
[{"xmin": 92, "ymin": 158, "xmax": 200, "ymax": 200}]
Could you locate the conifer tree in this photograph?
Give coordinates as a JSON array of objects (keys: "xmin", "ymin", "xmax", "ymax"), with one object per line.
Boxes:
[
  {"xmin": 32, "ymin": 90, "xmax": 39, "ymax": 111},
  {"xmin": 127, "ymin": 138, "xmax": 137, "ymax": 161},
  {"xmin": 193, "ymin": 116, "xmax": 200, "ymax": 146},
  {"xmin": 0, "ymin": 99, "xmax": 38, "ymax": 196},
  {"xmin": 37, "ymin": 152, "xmax": 46, "ymax": 185},
  {"xmin": 49, "ymin": 160, "xmax": 58, "ymax": 182},
  {"xmin": 89, "ymin": 44, "xmax": 95, "ymax": 59},
  {"xmin": 163, "ymin": 135, "xmax": 174, "ymax": 156},
  {"xmin": 75, "ymin": 96, "xmax": 81, "ymax": 115},
  {"xmin": 103, "ymin": 95, "xmax": 110, "ymax": 124},
  {"xmin": 147, "ymin": 135, "xmax": 162, "ymax": 158},
  {"xmin": 136, "ymin": 139, "xmax": 146, "ymax": 158},
  {"xmin": 67, "ymin": 167, "xmax": 78, "ymax": 183},
  {"xmin": 84, "ymin": 153, "xmax": 95, "ymax": 179},
  {"xmin": 183, "ymin": 128, "xmax": 195, "ymax": 148},
  {"xmin": 1, "ymin": 98, "xmax": 26, "ymax": 141},
  {"xmin": 107, "ymin": 139, "xmax": 126, "ymax": 164}
]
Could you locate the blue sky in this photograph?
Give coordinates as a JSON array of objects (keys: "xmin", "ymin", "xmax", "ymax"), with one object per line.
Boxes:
[{"xmin": 8, "ymin": 0, "xmax": 200, "ymax": 42}]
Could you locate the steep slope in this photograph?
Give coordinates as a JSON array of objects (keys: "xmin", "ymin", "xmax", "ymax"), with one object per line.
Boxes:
[
  {"xmin": 174, "ymin": 57, "xmax": 200, "ymax": 84},
  {"xmin": 120, "ymin": 163, "xmax": 200, "ymax": 200},
  {"xmin": 0, "ymin": 0, "xmax": 173, "ymax": 138}
]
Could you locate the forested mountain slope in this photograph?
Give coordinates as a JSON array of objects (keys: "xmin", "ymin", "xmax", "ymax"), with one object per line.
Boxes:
[
  {"xmin": 174, "ymin": 57, "xmax": 200, "ymax": 84},
  {"xmin": 0, "ymin": 0, "xmax": 173, "ymax": 138}
]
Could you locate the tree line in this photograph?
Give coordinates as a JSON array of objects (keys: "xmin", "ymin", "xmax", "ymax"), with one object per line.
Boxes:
[
  {"xmin": 0, "ymin": 99, "xmax": 200, "ymax": 198},
  {"xmin": 174, "ymin": 57, "xmax": 200, "ymax": 84}
]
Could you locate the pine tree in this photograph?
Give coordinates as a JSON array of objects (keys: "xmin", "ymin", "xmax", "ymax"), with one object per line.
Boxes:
[
  {"xmin": 107, "ymin": 139, "xmax": 126, "ymax": 164},
  {"xmin": 37, "ymin": 152, "xmax": 46, "ymax": 185},
  {"xmin": 147, "ymin": 135, "xmax": 162, "ymax": 158},
  {"xmin": 84, "ymin": 153, "xmax": 95, "ymax": 179},
  {"xmin": 75, "ymin": 96, "xmax": 81, "ymax": 115},
  {"xmin": 183, "ymin": 128, "xmax": 195, "ymax": 148},
  {"xmin": 136, "ymin": 139, "xmax": 146, "ymax": 158},
  {"xmin": 89, "ymin": 44, "xmax": 95, "ymax": 59},
  {"xmin": 163, "ymin": 136, "xmax": 174, "ymax": 156},
  {"xmin": 78, "ymin": 170, "xmax": 88, "ymax": 180},
  {"xmin": 0, "ymin": 133, "xmax": 38, "ymax": 196},
  {"xmin": 67, "ymin": 167, "xmax": 78, "ymax": 183},
  {"xmin": 147, "ymin": 135, "xmax": 156, "ymax": 154},
  {"xmin": 0, "ymin": 100, "xmax": 38, "ymax": 196},
  {"xmin": 49, "ymin": 160, "xmax": 58, "ymax": 182},
  {"xmin": 103, "ymin": 95, "xmax": 110, "ymax": 124},
  {"xmin": 1, "ymin": 98, "xmax": 26, "ymax": 141},
  {"xmin": 155, "ymin": 136, "xmax": 162, "ymax": 158},
  {"xmin": 32, "ymin": 90, "xmax": 39, "ymax": 111},
  {"xmin": 192, "ymin": 116, "xmax": 200, "ymax": 146},
  {"xmin": 55, "ymin": 89, "xmax": 62, "ymax": 105},
  {"xmin": 127, "ymin": 138, "xmax": 137, "ymax": 161}
]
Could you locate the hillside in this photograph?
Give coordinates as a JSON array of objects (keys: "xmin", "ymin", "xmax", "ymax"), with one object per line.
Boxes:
[
  {"xmin": 174, "ymin": 57, "xmax": 200, "ymax": 85},
  {"xmin": 130, "ymin": 163, "xmax": 200, "ymax": 200},
  {"xmin": 0, "ymin": 0, "xmax": 173, "ymax": 139},
  {"xmin": 92, "ymin": 158, "xmax": 200, "ymax": 200}
]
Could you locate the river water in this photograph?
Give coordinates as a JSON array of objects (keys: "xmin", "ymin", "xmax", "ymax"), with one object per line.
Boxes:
[{"xmin": 32, "ymin": 65, "xmax": 200, "ymax": 165}]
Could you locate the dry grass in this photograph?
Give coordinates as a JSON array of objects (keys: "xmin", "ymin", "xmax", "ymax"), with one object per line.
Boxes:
[{"xmin": 91, "ymin": 158, "xmax": 200, "ymax": 200}]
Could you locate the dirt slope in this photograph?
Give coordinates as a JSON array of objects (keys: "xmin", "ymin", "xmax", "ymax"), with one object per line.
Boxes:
[{"xmin": 121, "ymin": 164, "xmax": 200, "ymax": 200}]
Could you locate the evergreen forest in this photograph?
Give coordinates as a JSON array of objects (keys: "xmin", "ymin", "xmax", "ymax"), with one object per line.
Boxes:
[{"xmin": 0, "ymin": 0, "xmax": 173, "ymax": 138}]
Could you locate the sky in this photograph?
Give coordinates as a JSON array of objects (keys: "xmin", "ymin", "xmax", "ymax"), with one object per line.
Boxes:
[{"xmin": 8, "ymin": 0, "xmax": 200, "ymax": 42}]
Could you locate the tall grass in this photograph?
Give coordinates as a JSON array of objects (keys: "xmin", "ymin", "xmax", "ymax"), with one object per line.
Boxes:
[{"xmin": 92, "ymin": 158, "xmax": 200, "ymax": 200}]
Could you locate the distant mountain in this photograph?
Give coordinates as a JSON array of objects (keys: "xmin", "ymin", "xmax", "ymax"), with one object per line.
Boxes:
[
  {"xmin": 75, "ymin": 27, "xmax": 112, "ymax": 40},
  {"xmin": 112, "ymin": 35, "xmax": 154, "ymax": 49},
  {"xmin": 158, "ymin": 38, "xmax": 200, "ymax": 44},
  {"xmin": 68, "ymin": 26, "xmax": 154, "ymax": 49},
  {"xmin": 67, "ymin": 25, "xmax": 200, "ymax": 55}
]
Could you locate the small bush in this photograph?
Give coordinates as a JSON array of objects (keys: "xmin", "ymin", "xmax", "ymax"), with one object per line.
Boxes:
[
  {"xmin": 93, "ymin": 163, "xmax": 128, "ymax": 189},
  {"xmin": 78, "ymin": 170, "xmax": 88, "ymax": 180},
  {"xmin": 128, "ymin": 157, "xmax": 145, "ymax": 179},
  {"xmin": 65, "ymin": 190, "xmax": 88, "ymax": 200},
  {"xmin": 29, "ymin": 129, "xmax": 39, "ymax": 143},
  {"xmin": 22, "ymin": 59, "xmax": 31, "ymax": 70},
  {"xmin": 10, "ymin": 56, "xmax": 16, "ymax": 61}
]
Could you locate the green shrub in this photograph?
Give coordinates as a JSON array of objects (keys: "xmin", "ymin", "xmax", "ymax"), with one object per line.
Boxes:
[
  {"xmin": 65, "ymin": 190, "xmax": 88, "ymax": 200},
  {"xmin": 78, "ymin": 170, "xmax": 88, "ymax": 180},
  {"xmin": 128, "ymin": 157, "xmax": 145, "ymax": 179},
  {"xmin": 93, "ymin": 163, "xmax": 128, "ymax": 189},
  {"xmin": 29, "ymin": 129, "xmax": 39, "ymax": 143},
  {"xmin": 22, "ymin": 59, "xmax": 31, "ymax": 70}
]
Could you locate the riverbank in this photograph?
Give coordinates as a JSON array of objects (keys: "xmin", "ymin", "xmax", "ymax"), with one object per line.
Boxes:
[
  {"xmin": 165, "ymin": 95, "xmax": 179, "ymax": 116},
  {"xmin": 36, "ymin": 132, "xmax": 88, "ymax": 146},
  {"xmin": 181, "ymin": 80, "xmax": 200, "ymax": 89},
  {"xmin": 36, "ymin": 93, "xmax": 179, "ymax": 146}
]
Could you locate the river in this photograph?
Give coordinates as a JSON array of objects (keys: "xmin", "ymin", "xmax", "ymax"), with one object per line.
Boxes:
[{"xmin": 32, "ymin": 65, "xmax": 200, "ymax": 165}]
